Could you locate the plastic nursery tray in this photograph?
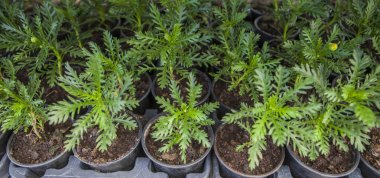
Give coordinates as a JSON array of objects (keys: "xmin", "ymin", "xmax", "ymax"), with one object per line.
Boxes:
[
  {"xmin": 8, "ymin": 155, "xmax": 211, "ymax": 178},
  {"xmin": 212, "ymin": 153, "xmax": 364, "ymax": 178}
]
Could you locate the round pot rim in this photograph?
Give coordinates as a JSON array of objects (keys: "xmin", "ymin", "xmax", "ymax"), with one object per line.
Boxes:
[
  {"xmin": 142, "ymin": 113, "xmax": 214, "ymax": 168},
  {"xmin": 6, "ymin": 133, "xmax": 69, "ymax": 168},
  {"xmin": 360, "ymin": 153, "xmax": 380, "ymax": 174},
  {"xmin": 138, "ymin": 73, "xmax": 152, "ymax": 103},
  {"xmin": 254, "ymin": 15, "xmax": 301, "ymax": 39},
  {"xmin": 214, "ymin": 124, "xmax": 285, "ymax": 177},
  {"xmin": 286, "ymin": 145, "xmax": 360, "ymax": 177},
  {"xmin": 73, "ymin": 115, "xmax": 142, "ymax": 167},
  {"xmin": 151, "ymin": 68, "xmax": 211, "ymax": 106},
  {"xmin": 211, "ymin": 79, "xmax": 233, "ymax": 111}
]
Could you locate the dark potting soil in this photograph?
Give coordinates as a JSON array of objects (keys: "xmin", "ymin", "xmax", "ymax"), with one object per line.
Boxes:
[
  {"xmin": 257, "ymin": 17, "xmax": 282, "ymax": 37},
  {"xmin": 146, "ymin": 123, "xmax": 209, "ymax": 165},
  {"xmin": 293, "ymin": 143, "xmax": 356, "ymax": 174},
  {"xmin": 10, "ymin": 122, "xmax": 72, "ymax": 164},
  {"xmin": 135, "ymin": 74, "xmax": 150, "ymax": 100},
  {"xmin": 76, "ymin": 118, "xmax": 140, "ymax": 164},
  {"xmin": 41, "ymin": 81, "xmax": 69, "ymax": 105},
  {"xmin": 154, "ymin": 72, "xmax": 209, "ymax": 103},
  {"xmin": 363, "ymin": 128, "xmax": 380, "ymax": 170},
  {"xmin": 216, "ymin": 124, "xmax": 282, "ymax": 175},
  {"xmin": 214, "ymin": 80, "xmax": 253, "ymax": 109}
]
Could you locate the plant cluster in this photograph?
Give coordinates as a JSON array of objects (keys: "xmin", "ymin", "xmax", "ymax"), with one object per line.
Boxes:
[{"xmin": 0, "ymin": 0, "xmax": 379, "ymax": 172}]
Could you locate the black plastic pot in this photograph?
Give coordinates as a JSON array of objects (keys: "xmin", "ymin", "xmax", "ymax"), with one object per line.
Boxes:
[
  {"xmin": 0, "ymin": 131, "xmax": 10, "ymax": 157},
  {"xmin": 214, "ymin": 124, "xmax": 285, "ymax": 178},
  {"xmin": 151, "ymin": 69, "xmax": 212, "ymax": 108},
  {"xmin": 6, "ymin": 134, "xmax": 70, "ymax": 176},
  {"xmin": 359, "ymin": 155, "xmax": 380, "ymax": 178},
  {"xmin": 286, "ymin": 146, "xmax": 360, "ymax": 178},
  {"xmin": 73, "ymin": 117, "xmax": 142, "ymax": 172},
  {"xmin": 134, "ymin": 73, "xmax": 153, "ymax": 115},
  {"xmin": 142, "ymin": 114, "xmax": 214, "ymax": 178},
  {"xmin": 254, "ymin": 15, "xmax": 301, "ymax": 42}
]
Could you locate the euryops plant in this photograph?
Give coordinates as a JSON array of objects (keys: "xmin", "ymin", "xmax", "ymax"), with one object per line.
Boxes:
[
  {"xmin": 151, "ymin": 73, "xmax": 219, "ymax": 163},
  {"xmin": 212, "ymin": 29, "xmax": 276, "ymax": 97},
  {"xmin": 128, "ymin": 4, "xmax": 217, "ymax": 88},
  {"xmin": 0, "ymin": 59, "xmax": 47, "ymax": 138},
  {"xmin": 222, "ymin": 66, "xmax": 321, "ymax": 169},
  {"xmin": 293, "ymin": 49, "xmax": 380, "ymax": 159},
  {"xmin": 0, "ymin": 2, "xmax": 79, "ymax": 86},
  {"xmin": 48, "ymin": 46, "xmax": 139, "ymax": 152}
]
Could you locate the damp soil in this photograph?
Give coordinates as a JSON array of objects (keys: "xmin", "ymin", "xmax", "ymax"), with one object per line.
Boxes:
[
  {"xmin": 10, "ymin": 121, "xmax": 72, "ymax": 164},
  {"xmin": 76, "ymin": 117, "xmax": 140, "ymax": 164},
  {"xmin": 154, "ymin": 71, "xmax": 209, "ymax": 104},
  {"xmin": 293, "ymin": 143, "xmax": 356, "ymax": 174},
  {"xmin": 146, "ymin": 120, "xmax": 209, "ymax": 165},
  {"xmin": 362, "ymin": 128, "xmax": 380, "ymax": 170},
  {"xmin": 135, "ymin": 74, "xmax": 150, "ymax": 100},
  {"xmin": 216, "ymin": 124, "xmax": 282, "ymax": 175},
  {"xmin": 214, "ymin": 80, "xmax": 253, "ymax": 109}
]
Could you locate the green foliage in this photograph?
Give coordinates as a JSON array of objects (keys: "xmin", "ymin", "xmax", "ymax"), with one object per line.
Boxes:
[
  {"xmin": 0, "ymin": 59, "xmax": 47, "ymax": 138},
  {"xmin": 293, "ymin": 49, "xmax": 379, "ymax": 158},
  {"xmin": 212, "ymin": 29, "xmax": 277, "ymax": 97},
  {"xmin": 53, "ymin": 0, "xmax": 94, "ymax": 48},
  {"xmin": 342, "ymin": 0, "xmax": 380, "ymax": 37},
  {"xmin": 128, "ymin": 3, "xmax": 217, "ymax": 88},
  {"xmin": 0, "ymin": 2, "xmax": 77, "ymax": 86},
  {"xmin": 48, "ymin": 46, "xmax": 139, "ymax": 152},
  {"xmin": 283, "ymin": 19, "xmax": 363, "ymax": 73},
  {"xmin": 223, "ymin": 67, "xmax": 321, "ymax": 170},
  {"xmin": 212, "ymin": 0, "xmax": 250, "ymax": 37},
  {"xmin": 269, "ymin": 0, "xmax": 327, "ymax": 41},
  {"xmin": 152, "ymin": 73, "xmax": 219, "ymax": 163}
]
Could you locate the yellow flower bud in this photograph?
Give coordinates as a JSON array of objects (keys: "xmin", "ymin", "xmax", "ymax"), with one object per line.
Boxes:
[
  {"xmin": 31, "ymin": 37, "xmax": 38, "ymax": 43},
  {"xmin": 329, "ymin": 43, "xmax": 338, "ymax": 51}
]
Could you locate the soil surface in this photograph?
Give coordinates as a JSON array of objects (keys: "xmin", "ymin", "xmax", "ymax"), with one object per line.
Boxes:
[
  {"xmin": 293, "ymin": 143, "xmax": 356, "ymax": 174},
  {"xmin": 10, "ymin": 122, "xmax": 72, "ymax": 164},
  {"xmin": 362, "ymin": 128, "xmax": 380, "ymax": 170},
  {"xmin": 257, "ymin": 16, "xmax": 282, "ymax": 37},
  {"xmin": 76, "ymin": 118, "xmax": 140, "ymax": 164},
  {"xmin": 154, "ymin": 71, "xmax": 209, "ymax": 104},
  {"xmin": 216, "ymin": 124, "xmax": 282, "ymax": 175},
  {"xmin": 135, "ymin": 74, "xmax": 150, "ymax": 100},
  {"xmin": 214, "ymin": 80, "xmax": 253, "ymax": 109},
  {"xmin": 146, "ymin": 121, "xmax": 209, "ymax": 165}
]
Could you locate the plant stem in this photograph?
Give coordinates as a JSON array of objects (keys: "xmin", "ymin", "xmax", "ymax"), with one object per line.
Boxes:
[{"xmin": 51, "ymin": 46, "xmax": 63, "ymax": 77}]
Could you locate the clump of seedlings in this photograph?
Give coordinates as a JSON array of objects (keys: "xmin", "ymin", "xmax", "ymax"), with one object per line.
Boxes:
[{"xmin": 145, "ymin": 72, "xmax": 218, "ymax": 164}]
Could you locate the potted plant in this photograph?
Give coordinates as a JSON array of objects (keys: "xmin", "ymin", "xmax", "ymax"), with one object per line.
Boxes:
[
  {"xmin": 48, "ymin": 48, "xmax": 142, "ymax": 172},
  {"xmin": 283, "ymin": 19, "xmax": 362, "ymax": 74},
  {"xmin": 211, "ymin": 29, "xmax": 277, "ymax": 118},
  {"xmin": 84, "ymin": 31, "xmax": 152, "ymax": 115},
  {"xmin": 142, "ymin": 72, "xmax": 219, "ymax": 177},
  {"xmin": 127, "ymin": 4, "xmax": 216, "ymax": 107},
  {"xmin": 0, "ymin": 59, "xmax": 71, "ymax": 176},
  {"xmin": 216, "ymin": 66, "xmax": 320, "ymax": 177},
  {"xmin": 360, "ymin": 128, "xmax": 380, "ymax": 178},
  {"xmin": 290, "ymin": 49, "xmax": 379, "ymax": 177},
  {"xmin": 254, "ymin": 0, "xmax": 326, "ymax": 42},
  {"xmin": 0, "ymin": 2, "xmax": 79, "ymax": 86}
]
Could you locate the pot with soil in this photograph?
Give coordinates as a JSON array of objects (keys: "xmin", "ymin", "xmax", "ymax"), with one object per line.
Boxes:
[
  {"xmin": 134, "ymin": 73, "xmax": 153, "ymax": 115},
  {"xmin": 359, "ymin": 128, "xmax": 380, "ymax": 178},
  {"xmin": 214, "ymin": 124, "xmax": 285, "ymax": 178},
  {"xmin": 73, "ymin": 115, "xmax": 142, "ymax": 172},
  {"xmin": 286, "ymin": 145, "xmax": 360, "ymax": 178},
  {"xmin": 254, "ymin": 15, "xmax": 300, "ymax": 42},
  {"xmin": 142, "ymin": 114, "xmax": 214, "ymax": 177},
  {"xmin": 152, "ymin": 69, "xmax": 211, "ymax": 109},
  {"xmin": 211, "ymin": 79, "xmax": 253, "ymax": 118},
  {"xmin": 6, "ymin": 122, "xmax": 72, "ymax": 176}
]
